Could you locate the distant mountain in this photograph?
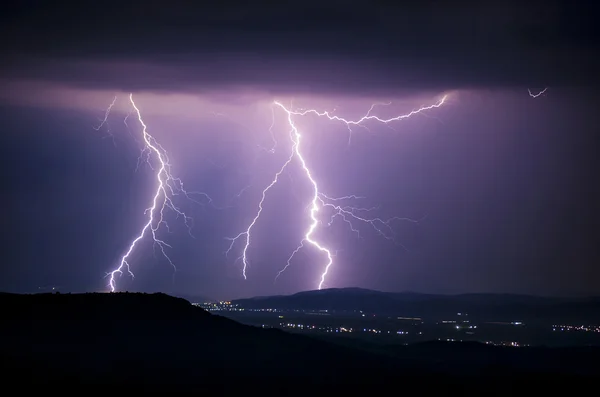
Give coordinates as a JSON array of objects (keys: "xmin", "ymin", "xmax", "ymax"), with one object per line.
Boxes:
[
  {"xmin": 1, "ymin": 292, "xmax": 598, "ymax": 392},
  {"xmin": 232, "ymin": 288, "xmax": 600, "ymax": 323}
]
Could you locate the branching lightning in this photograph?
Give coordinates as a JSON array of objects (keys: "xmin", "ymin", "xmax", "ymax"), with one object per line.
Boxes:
[
  {"xmin": 225, "ymin": 144, "xmax": 296, "ymax": 279},
  {"xmin": 94, "ymin": 96, "xmax": 118, "ymax": 145},
  {"xmin": 103, "ymin": 94, "xmax": 213, "ymax": 292},
  {"xmin": 227, "ymin": 95, "xmax": 448, "ymax": 290}
]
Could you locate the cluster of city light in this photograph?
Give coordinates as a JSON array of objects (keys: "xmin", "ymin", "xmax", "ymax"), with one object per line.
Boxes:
[
  {"xmin": 553, "ymin": 325, "xmax": 600, "ymax": 333},
  {"xmin": 193, "ymin": 302, "xmax": 243, "ymax": 312},
  {"xmin": 484, "ymin": 341, "xmax": 527, "ymax": 347},
  {"xmin": 278, "ymin": 323, "xmax": 412, "ymax": 335}
]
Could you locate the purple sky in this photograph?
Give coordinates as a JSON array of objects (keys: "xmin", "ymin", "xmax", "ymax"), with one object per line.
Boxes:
[{"xmin": 1, "ymin": 1, "xmax": 598, "ymax": 300}]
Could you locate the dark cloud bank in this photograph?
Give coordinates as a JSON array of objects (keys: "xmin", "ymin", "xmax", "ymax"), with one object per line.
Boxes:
[{"xmin": 1, "ymin": 1, "xmax": 598, "ymax": 94}]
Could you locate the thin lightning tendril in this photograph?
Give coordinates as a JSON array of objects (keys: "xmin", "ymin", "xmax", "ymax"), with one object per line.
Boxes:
[
  {"xmin": 94, "ymin": 96, "xmax": 118, "ymax": 145},
  {"xmin": 227, "ymin": 95, "xmax": 448, "ymax": 290},
  {"xmin": 105, "ymin": 94, "xmax": 213, "ymax": 292},
  {"xmin": 94, "ymin": 96, "xmax": 117, "ymax": 132},
  {"xmin": 528, "ymin": 87, "xmax": 548, "ymax": 98}
]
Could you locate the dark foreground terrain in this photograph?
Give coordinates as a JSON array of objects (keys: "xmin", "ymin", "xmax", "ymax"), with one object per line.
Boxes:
[{"xmin": 1, "ymin": 292, "xmax": 598, "ymax": 394}]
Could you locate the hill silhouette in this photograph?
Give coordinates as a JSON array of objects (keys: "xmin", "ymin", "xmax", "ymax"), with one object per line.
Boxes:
[
  {"xmin": 232, "ymin": 288, "xmax": 600, "ymax": 323},
  {"xmin": 0, "ymin": 292, "xmax": 406, "ymax": 392},
  {"xmin": 1, "ymin": 292, "xmax": 597, "ymax": 393}
]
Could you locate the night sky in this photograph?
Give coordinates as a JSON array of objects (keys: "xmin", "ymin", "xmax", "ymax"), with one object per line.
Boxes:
[{"xmin": 1, "ymin": 1, "xmax": 599, "ymax": 300}]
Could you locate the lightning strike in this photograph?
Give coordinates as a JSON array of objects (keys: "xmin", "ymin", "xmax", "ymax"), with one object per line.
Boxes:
[
  {"xmin": 228, "ymin": 95, "xmax": 448, "ymax": 290},
  {"xmin": 528, "ymin": 87, "xmax": 548, "ymax": 98},
  {"xmin": 225, "ymin": 145, "xmax": 297, "ymax": 279},
  {"xmin": 105, "ymin": 94, "xmax": 212, "ymax": 292}
]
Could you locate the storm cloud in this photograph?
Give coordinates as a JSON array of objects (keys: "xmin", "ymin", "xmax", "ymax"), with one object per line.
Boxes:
[{"xmin": 2, "ymin": 1, "xmax": 598, "ymax": 96}]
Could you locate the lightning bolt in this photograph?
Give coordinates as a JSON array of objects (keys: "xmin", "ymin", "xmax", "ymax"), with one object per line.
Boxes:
[
  {"xmin": 94, "ymin": 96, "xmax": 117, "ymax": 132},
  {"xmin": 227, "ymin": 95, "xmax": 448, "ymax": 290},
  {"xmin": 225, "ymin": 146, "xmax": 296, "ymax": 279},
  {"xmin": 94, "ymin": 96, "xmax": 118, "ymax": 145},
  {"xmin": 105, "ymin": 94, "xmax": 213, "ymax": 292},
  {"xmin": 528, "ymin": 88, "xmax": 548, "ymax": 98}
]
